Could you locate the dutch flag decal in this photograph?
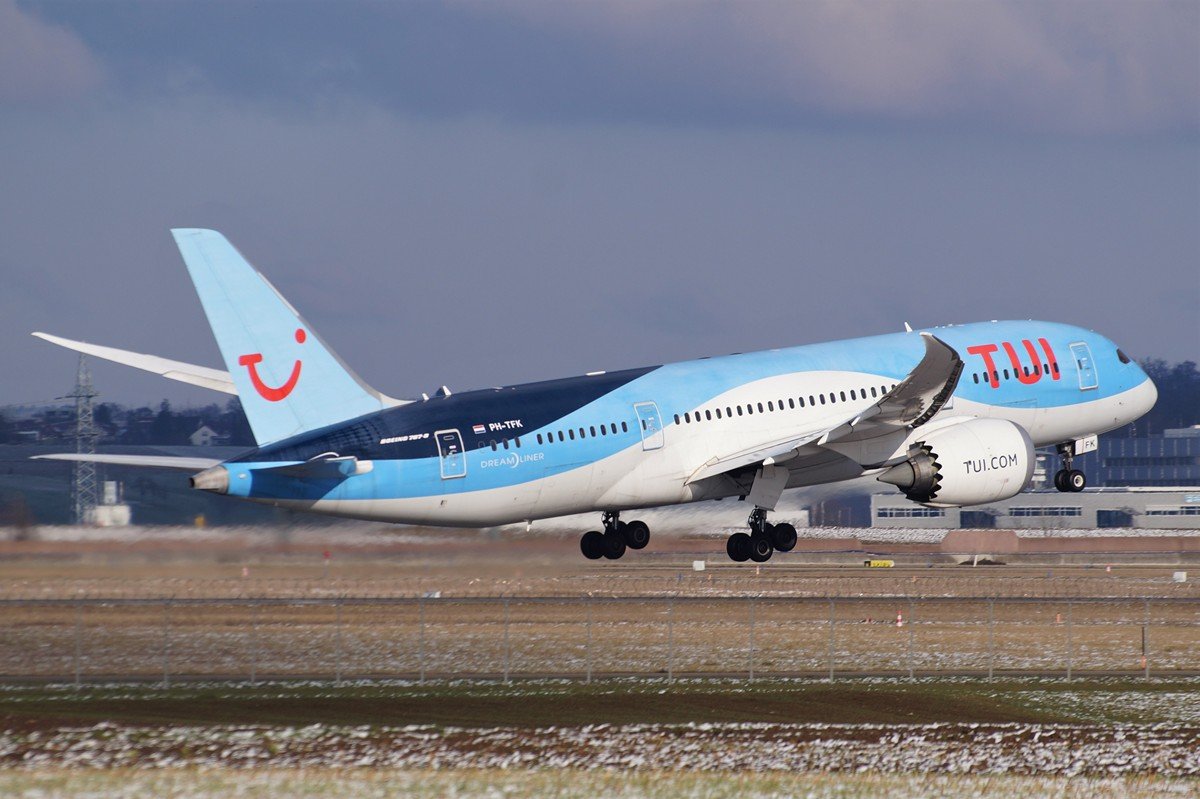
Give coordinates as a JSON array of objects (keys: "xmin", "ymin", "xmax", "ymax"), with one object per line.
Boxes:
[{"xmin": 472, "ymin": 424, "xmax": 486, "ymax": 435}]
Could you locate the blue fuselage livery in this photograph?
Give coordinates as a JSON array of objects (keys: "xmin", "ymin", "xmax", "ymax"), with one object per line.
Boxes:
[{"xmin": 34, "ymin": 230, "xmax": 1157, "ymax": 563}]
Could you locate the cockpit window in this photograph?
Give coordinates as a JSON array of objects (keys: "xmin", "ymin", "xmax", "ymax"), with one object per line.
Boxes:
[{"xmin": 1117, "ymin": 348, "xmax": 1131, "ymax": 364}]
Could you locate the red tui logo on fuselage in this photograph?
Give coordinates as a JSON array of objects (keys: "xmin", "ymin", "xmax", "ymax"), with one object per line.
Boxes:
[{"xmin": 966, "ymin": 338, "xmax": 1060, "ymax": 389}]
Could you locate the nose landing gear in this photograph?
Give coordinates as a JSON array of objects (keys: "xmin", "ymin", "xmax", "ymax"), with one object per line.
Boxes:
[
  {"xmin": 1053, "ymin": 443, "xmax": 1087, "ymax": 493},
  {"xmin": 726, "ymin": 509, "xmax": 797, "ymax": 563},
  {"xmin": 580, "ymin": 512, "xmax": 651, "ymax": 560}
]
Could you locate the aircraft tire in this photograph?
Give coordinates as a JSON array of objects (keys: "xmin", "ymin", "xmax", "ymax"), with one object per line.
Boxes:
[
  {"xmin": 726, "ymin": 533, "xmax": 752, "ymax": 562},
  {"xmin": 580, "ymin": 530, "xmax": 605, "ymax": 560},
  {"xmin": 748, "ymin": 533, "xmax": 773, "ymax": 563},
  {"xmin": 623, "ymin": 520, "xmax": 650, "ymax": 550},
  {"xmin": 1053, "ymin": 469, "xmax": 1069, "ymax": 492},
  {"xmin": 771, "ymin": 522, "xmax": 798, "ymax": 552},
  {"xmin": 602, "ymin": 530, "xmax": 627, "ymax": 560},
  {"xmin": 1068, "ymin": 469, "xmax": 1086, "ymax": 492}
]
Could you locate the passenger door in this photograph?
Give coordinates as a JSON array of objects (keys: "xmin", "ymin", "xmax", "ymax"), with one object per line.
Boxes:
[
  {"xmin": 633, "ymin": 402, "xmax": 665, "ymax": 451},
  {"xmin": 1069, "ymin": 342, "xmax": 1098, "ymax": 390},
  {"xmin": 434, "ymin": 429, "xmax": 467, "ymax": 479}
]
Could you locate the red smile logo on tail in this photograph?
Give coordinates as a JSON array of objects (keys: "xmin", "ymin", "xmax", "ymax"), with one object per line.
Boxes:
[{"xmin": 238, "ymin": 328, "xmax": 306, "ymax": 401}]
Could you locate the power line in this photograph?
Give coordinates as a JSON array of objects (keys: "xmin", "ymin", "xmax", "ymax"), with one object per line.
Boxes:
[{"xmin": 66, "ymin": 356, "xmax": 99, "ymax": 525}]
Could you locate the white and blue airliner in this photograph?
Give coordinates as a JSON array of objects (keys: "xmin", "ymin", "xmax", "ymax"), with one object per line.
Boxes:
[{"xmin": 35, "ymin": 230, "xmax": 1157, "ymax": 562}]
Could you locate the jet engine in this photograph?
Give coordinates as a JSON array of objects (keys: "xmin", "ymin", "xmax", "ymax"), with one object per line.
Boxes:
[{"xmin": 878, "ymin": 418, "xmax": 1035, "ymax": 508}]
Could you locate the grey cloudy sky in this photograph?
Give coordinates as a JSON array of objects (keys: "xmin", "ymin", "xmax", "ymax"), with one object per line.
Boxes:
[{"xmin": 1, "ymin": 0, "xmax": 1197, "ymax": 408}]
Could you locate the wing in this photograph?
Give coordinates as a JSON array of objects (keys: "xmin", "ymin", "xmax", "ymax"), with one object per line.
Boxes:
[
  {"xmin": 32, "ymin": 332, "xmax": 236, "ymax": 395},
  {"xmin": 818, "ymin": 332, "xmax": 963, "ymax": 445},
  {"xmin": 686, "ymin": 333, "xmax": 963, "ymax": 484},
  {"xmin": 33, "ymin": 453, "xmax": 223, "ymax": 471}
]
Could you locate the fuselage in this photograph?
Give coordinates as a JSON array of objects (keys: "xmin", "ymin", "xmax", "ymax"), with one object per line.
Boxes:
[{"xmin": 219, "ymin": 320, "xmax": 1156, "ymax": 526}]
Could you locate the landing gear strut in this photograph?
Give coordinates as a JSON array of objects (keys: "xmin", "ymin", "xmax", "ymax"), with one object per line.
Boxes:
[
  {"xmin": 1053, "ymin": 443, "xmax": 1087, "ymax": 493},
  {"xmin": 580, "ymin": 512, "xmax": 650, "ymax": 560},
  {"xmin": 726, "ymin": 509, "xmax": 797, "ymax": 563}
]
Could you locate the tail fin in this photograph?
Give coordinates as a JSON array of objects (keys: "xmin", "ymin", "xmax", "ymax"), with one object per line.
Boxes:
[{"xmin": 171, "ymin": 228, "xmax": 402, "ymax": 445}]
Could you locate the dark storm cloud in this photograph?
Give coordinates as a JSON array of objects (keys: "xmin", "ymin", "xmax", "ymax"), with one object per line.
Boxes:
[
  {"xmin": 0, "ymin": 0, "xmax": 104, "ymax": 102},
  {"xmin": 1, "ymin": 1, "xmax": 1196, "ymax": 410},
  {"xmin": 22, "ymin": 0, "xmax": 1200, "ymax": 134}
]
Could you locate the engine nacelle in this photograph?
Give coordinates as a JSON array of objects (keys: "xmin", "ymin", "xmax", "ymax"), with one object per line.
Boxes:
[{"xmin": 878, "ymin": 418, "xmax": 1035, "ymax": 508}]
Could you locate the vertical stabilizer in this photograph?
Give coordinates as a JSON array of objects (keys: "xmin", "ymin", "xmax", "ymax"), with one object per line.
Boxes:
[{"xmin": 171, "ymin": 228, "xmax": 401, "ymax": 445}]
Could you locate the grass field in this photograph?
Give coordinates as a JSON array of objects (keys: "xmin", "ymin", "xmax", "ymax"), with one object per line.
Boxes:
[
  {"xmin": 1, "ymin": 526, "xmax": 1197, "ymax": 797},
  {"xmin": 3, "ymin": 769, "xmax": 1190, "ymax": 799},
  {"xmin": 1, "ymin": 679, "xmax": 1198, "ymax": 798}
]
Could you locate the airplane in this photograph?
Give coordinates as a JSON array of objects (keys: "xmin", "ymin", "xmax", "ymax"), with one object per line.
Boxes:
[{"xmin": 34, "ymin": 229, "xmax": 1157, "ymax": 562}]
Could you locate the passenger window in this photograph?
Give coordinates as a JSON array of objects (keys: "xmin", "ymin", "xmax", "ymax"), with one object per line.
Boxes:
[
  {"xmin": 490, "ymin": 440, "xmax": 497, "ymax": 451},
  {"xmin": 799, "ymin": 397, "xmax": 806, "ymax": 408},
  {"xmin": 622, "ymin": 421, "xmax": 629, "ymax": 433},
  {"xmin": 557, "ymin": 431, "xmax": 565, "ymax": 442},
  {"xmin": 850, "ymin": 390, "xmax": 857, "ymax": 400},
  {"xmin": 537, "ymin": 433, "xmax": 543, "ymax": 445},
  {"xmin": 684, "ymin": 412, "xmax": 691, "ymax": 423},
  {"xmin": 715, "ymin": 408, "xmax": 722, "ymax": 419},
  {"xmin": 840, "ymin": 391, "xmax": 846, "ymax": 402},
  {"xmin": 767, "ymin": 401, "xmax": 774, "ymax": 412},
  {"xmin": 1033, "ymin": 364, "xmax": 1040, "ymax": 375},
  {"xmin": 503, "ymin": 439, "xmax": 510, "ymax": 449},
  {"xmin": 705, "ymin": 410, "xmax": 712, "ymax": 421},
  {"xmin": 973, "ymin": 373, "xmax": 979, "ymax": 384},
  {"xmin": 515, "ymin": 437, "xmax": 521, "ymax": 448},
  {"xmin": 992, "ymin": 371, "xmax": 998, "ymax": 384},
  {"xmin": 819, "ymin": 394, "xmax": 826, "ymax": 405},
  {"xmin": 809, "ymin": 395, "xmax": 815, "ymax": 405},
  {"xmin": 1052, "ymin": 362, "xmax": 1059, "ymax": 375},
  {"xmin": 726, "ymin": 407, "xmax": 733, "ymax": 417},
  {"xmin": 737, "ymin": 406, "xmax": 744, "ymax": 416},
  {"xmin": 601, "ymin": 424, "xmax": 608, "ymax": 435},
  {"xmin": 788, "ymin": 398, "xmax": 795, "ymax": 409},
  {"xmin": 672, "ymin": 416, "xmax": 679, "ymax": 426},
  {"xmin": 757, "ymin": 402, "xmax": 764, "ymax": 413},
  {"xmin": 1003, "ymin": 369, "xmax": 1010, "ymax": 380},
  {"xmin": 871, "ymin": 387, "xmax": 877, "ymax": 397},
  {"xmin": 568, "ymin": 429, "xmax": 575, "ymax": 440},
  {"xmin": 589, "ymin": 426, "xmax": 596, "ymax": 437},
  {"xmin": 747, "ymin": 404, "xmax": 753, "ymax": 415},
  {"xmin": 580, "ymin": 427, "xmax": 587, "ymax": 438}
]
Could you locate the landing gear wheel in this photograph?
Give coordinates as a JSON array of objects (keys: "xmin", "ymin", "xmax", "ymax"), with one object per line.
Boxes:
[
  {"xmin": 726, "ymin": 532, "xmax": 752, "ymax": 562},
  {"xmin": 748, "ymin": 533, "xmax": 773, "ymax": 563},
  {"xmin": 623, "ymin": 520, "xmax": 650, "ymax": 550},
  {"xmin": 770, "ymin": 522, "xmax": 798, "ymax": 553},
  {"xmin": 1053, "ymin": 469, "xmax": 1069, "ymax": 492},
  {"xmin": 602, "ymin": 529, "xmax": 627, "ymax": 560},
  {"xmin": 1067, "ymin": 469, "xmax": 1086, "ymax": 492},
  {"xmin": 580, "ymin": 530, "xmax": 605, "ymax": 560}
]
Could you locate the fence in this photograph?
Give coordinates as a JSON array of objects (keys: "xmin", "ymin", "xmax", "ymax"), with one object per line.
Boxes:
[{"xmin": 0, "ymin": 596, "xmax": 1197, "ymax": 686}]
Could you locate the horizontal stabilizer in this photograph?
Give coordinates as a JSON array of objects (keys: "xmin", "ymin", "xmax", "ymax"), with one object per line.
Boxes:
[
  {"xmin": 252, "ymin": 456, "xmax": 369, "ymax": 479},
  {"xmin": 32, "ymin": 332, "xmax": 235, "ymax": 395},
  {"xmin": 33, "ymin": 453, "xmax": 222, "ymax": 471}
]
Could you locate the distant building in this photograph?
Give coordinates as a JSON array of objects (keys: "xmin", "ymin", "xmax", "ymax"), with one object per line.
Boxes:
[
  {"xmin": 189, "ymin": 424, "xmax": 228, "ymax": 447},
  {"xmin": 872, "ymin": 488, "xmax": 1200, "ymax": 530}
]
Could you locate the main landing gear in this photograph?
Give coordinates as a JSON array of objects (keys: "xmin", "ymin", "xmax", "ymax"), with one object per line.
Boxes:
[
  {"xmin": 580, "ymin": 512, "xmax": 651, "ymax": 560},
  {"xmin": 726, "ymin": 509, "xmax": 797, "ymax": 563},
  {"xmin": 1053, "ymin": 443, "xmax": 1087, "ymax": 493}
]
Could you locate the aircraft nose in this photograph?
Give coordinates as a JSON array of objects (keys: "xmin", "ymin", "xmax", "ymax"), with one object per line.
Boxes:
[{"xmin": 1129, "ymin": 374, "xmax": 1158, "ymax": 420}]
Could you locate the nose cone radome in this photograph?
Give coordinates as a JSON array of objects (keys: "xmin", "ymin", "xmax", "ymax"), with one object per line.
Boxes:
[{"xmin": 1127, "ymin": 374, "xmax": 1158, "ymax": 423}]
